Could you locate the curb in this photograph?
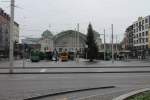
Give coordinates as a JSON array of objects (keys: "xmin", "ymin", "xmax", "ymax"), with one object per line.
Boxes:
[
  {"xmin": 0, "ymin": 66, "xmax": 150, "ymax": 69},
  {"xmin": 1, "ymin": 71, "xmax": 150, "ymax": 74},
  {"xmin": 112, "ymin": 88, "xmax": 150, "ymax": 100},
  {"xmin": 24, "ymin": 86, "xmax": 115, "ymax": 100}
]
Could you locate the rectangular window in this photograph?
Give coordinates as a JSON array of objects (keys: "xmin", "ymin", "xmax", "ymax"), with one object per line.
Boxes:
[
  {"xmin": 142, "ymin": 26, "xmax": 144, "ymax": 30},
  {"xmin": 146, "ymin": 38, "xmax": 148, "ymax": 42},
  {"xmin": 133, "ymin": 24, "xmax": 135, "ymax": 28},
  {"xmin": 136, "ymin": 28, "xmax": 138, "ymax": 32},
  {"xmin": 142, "ymin": 32, "xmax": 144, "ymax": 36},
  {"xmin": 139, "ymin": 22, "xmax": 141, "ymax": 31},
  {"xmin": 139, "ymin": 39, "xmax": 141, "ymax": 43},
  {"xmin": 59, "ymin": 48, "xmax": 62, "ymax": 52},
  {"xmin": 136, "ymin": 23, "xmax": 138, "ymax": 27},
  {"xmin": 139, "ymin": 33, "xmax": 141, "ymax": 37},
  {"xmin": 145, "ymin": 18, "xmax": 148, "ymax": 23},
  {"xmin": 146, "ymin": 45, "xmax": 148, "ymax": 49},
  {"xmin": 146, "ymin": 31, "xmax": 148, "ymax": 36},
  {"xmin": 133, "ymin": 29, "xmax": 135, "ymax": 33},
  {"xmin": 142, "ymin": 20, "xmax": 144, "ymax": 24}
]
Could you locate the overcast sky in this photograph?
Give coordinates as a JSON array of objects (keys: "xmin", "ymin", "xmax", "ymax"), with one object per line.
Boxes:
[{"xmin": 1, "ymin": 0, "xmax": 150, "ymax": 42}]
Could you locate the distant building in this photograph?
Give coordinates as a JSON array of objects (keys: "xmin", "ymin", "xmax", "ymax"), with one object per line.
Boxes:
[
  {"xmin": 13, "ymin": 22, "xmax": 19, "ymax": 43},
  {"xmin": 0, "ymin": 8, "xmax": 19, "ymax": 58},
  {"xmin": 132, "ymin": 16, "xmax": 150, "ymax": 58},
  {"xmin": 0, "ymin": 8, "xmax": 10, "ymax": 56},
  {"xmin": 149, "ymin": 30, "xmax": 150, "ymax": 49},
  {"xmin": 93, "ymin": 30, "xmax": 102, "ymax": 52},
  {"xmin": 22, "ymin": 38, "xmax": 40, "ymax": 45},
  {"xmin": 22, "ymin": 29, "xmax": 102, "ymax": 56},
  {"xmin": 122, "ymin": 15, "xmax": 150, "ymax": 58},
  {"xmin": 54, "ymin": 30, "xmax": 87, "ymax": 53},
  {"xmin": 39, "ymin": 30, "xmax": 54, "ymax": 52},
  {"xmin": 101, "ymin": 43, "xmax": 121, "ymax": 53},
  {"xmin": 96, "ymin": 37, "xmax": 102, "ymax": 52},
  {"xmin": 22, "ymin": 38, "xmax": 41, "ymax": 51},
  {"xmin": 133, "ymin": 16, "xmax": 149, "ymax": 50},
  {"xmin": 123, "ymin": 25, "xmax": 134, "ymax": 51},
  {"xmin": 54, "ymin": 30, "xmax": 102, "ymax": 53}
]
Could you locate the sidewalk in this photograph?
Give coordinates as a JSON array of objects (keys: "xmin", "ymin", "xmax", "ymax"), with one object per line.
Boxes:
[{"xmin": 0, "ymin": 59, "xmax": 150, "ymax": 68}]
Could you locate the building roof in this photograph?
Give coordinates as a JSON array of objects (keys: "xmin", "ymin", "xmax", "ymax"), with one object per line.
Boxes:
[
  {"xmin": 54, "ymin": 30, "xmax": 86, "ymax": 41},
  {"xmin": 0, "ymin": 8, "xmax": 19, "ymax": 27},
  {"xmin": 42, "ymin": 30, "xmax": 53, "ymax": 38}
]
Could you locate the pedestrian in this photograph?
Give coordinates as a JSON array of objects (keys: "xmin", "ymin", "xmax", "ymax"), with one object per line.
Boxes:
[{"xmin": 52, "ymin": 48, "xmax": 58, "ymax": 62}]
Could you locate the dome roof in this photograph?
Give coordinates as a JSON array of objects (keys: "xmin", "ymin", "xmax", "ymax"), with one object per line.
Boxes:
[{"xmin": 42, "ymin": 30, "xmax": 53, "ymax": 38}]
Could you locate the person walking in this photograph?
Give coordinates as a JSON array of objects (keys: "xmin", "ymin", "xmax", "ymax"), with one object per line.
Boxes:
[{"xmin": 52, "ymin": 48, "xmax": 59, "ymax": 62}]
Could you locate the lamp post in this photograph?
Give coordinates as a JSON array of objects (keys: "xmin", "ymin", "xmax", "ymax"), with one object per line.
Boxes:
[{"xmin": 9, "ymin": 0, "xmax": 15, "ymax": 73}]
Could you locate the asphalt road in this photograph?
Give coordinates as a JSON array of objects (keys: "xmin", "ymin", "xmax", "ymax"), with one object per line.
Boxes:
[
  {"xmin": 1, "ymin": 67, "xmax": 150, "ymax": 73},
  {"xmin": 1, "ymin": 73, "xmax": 150, "ymax": 100},
  {"xmin": 0, "ymin": 60, "xmax": 150, "ymax": 100}
]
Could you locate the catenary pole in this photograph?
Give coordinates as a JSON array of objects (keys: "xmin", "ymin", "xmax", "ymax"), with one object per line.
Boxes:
[
  {"xmin": 104, "ymin": 29, "xmax": 106, "ymax": 60},
  {"xmin": 77, "ymin": 23, "xmax": 80, "ymax": 63},
  {"xmin": 116, "ymin": 35, "xmax": 118, "ymax": 53},
  {"xmin": 9, "ymin": 0, "xmax": 15, "ymax": 73},
  {"xmin": 111, "ymin": 24, "xmax": 114, "ymax": 63},
  {"xmin": 74, "ymin": 28, "xmax": 76, "ymax": 61}
]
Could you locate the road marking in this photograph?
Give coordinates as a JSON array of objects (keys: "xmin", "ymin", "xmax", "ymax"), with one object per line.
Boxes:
[
  {"xmin": 46, "ymin": 75, "xmax": 150, "ymax": 79},
  {"xmin": 48, "ymin": 76, "xmax": 74, "ymax": 79},
  {"xmin": 40, "ymin": 69, "xmax": 47, "ymax": 72},
  {"xmin": 56, "ymin": 97, "xmax": 68, "ymax": 100}
]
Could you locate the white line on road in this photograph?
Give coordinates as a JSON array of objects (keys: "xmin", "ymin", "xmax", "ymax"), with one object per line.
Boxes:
[
  {"xmin": 48, "ymin": 76, "xmax": 74, "ymax": 79},
  {"xmin": 40, "ymin": 69, "xmax": 47, "ymax": 72}
]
